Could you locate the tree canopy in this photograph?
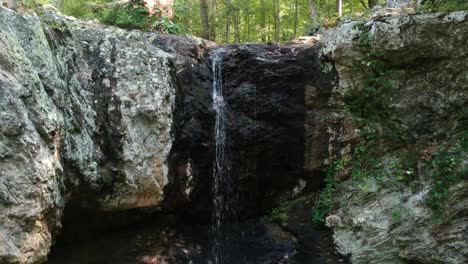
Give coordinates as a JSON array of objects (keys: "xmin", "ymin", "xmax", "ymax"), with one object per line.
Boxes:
[
  {"xmin": 8, "ymin": 0, "xmax": 468, "ymax": 43},
  {"xmin": 175, "ymin": 0, "xmax": 375, "ymax": 43}
]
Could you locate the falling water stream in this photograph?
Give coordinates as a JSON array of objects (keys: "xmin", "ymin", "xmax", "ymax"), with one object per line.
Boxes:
[{"xmin": 211, "ymin": 48, "xmax": 234, "ymax": 264}]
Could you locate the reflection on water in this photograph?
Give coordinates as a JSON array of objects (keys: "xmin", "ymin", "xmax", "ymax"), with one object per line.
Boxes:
[{"xmin": 47, "ymin": 221, "xmax": 324, "ymax": 264}]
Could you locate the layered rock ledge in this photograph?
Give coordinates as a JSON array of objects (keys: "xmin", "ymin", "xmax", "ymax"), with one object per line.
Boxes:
[
  {"xmin": 321, "ymin": 11, "xmax": 468, "ymax": 264},
  {"xmin": 0, "ymin": 6, "xmax": 212, "ymax": 262}
]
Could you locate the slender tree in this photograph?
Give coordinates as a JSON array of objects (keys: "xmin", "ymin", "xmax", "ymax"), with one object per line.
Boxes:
[
  {"xmin": 260, "ymin": 0, "xmax": 267, "ymax": 42},
  {"xmin": 225, "ymin": 0, "xmax": 231, "ymax": 43},
  {"xmin": 200, "ymin": 0, "xmax": 211, "ymax": 39},
  {"xmin": 210, "ymin": 0, "xmax": 218, "ymax": 41},
  {"xmin": 309, "ymin": 0, "xmax": 319, "ymax": 29},
  {"xmin": 293, "ymin": 0, "xmax": 298, "ymax": 38},
  {"xmin": 273, "ymin": 0, "xmax": 280, "ymax": 42},
  {"xmin": 336, "ymin": 0, "xmax": 343, "ymax": 17},
  {"xmin": 245, "ymin": 0, "xmax": 251, "ymax": 41},
  {"xmin": 234, "ymin": 10, "xmax": 241, "ymax": 42},
  {"xmin": 171, "ymin": 0, "xmax": 372, "ymax": 43},
  {"xmin": 368, "ymin": 0, "xmax": 377, "ymax": 9}
]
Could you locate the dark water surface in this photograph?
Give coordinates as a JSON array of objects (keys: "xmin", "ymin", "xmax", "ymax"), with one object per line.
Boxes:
[{"xmin": 47, "ymin": 220, "xmax": 331, "ymax": 264}]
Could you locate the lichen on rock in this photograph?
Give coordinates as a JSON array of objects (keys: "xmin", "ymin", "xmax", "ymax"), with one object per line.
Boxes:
[
  {"xmin": 0, "ymin": 5, "xmax": 198, "ymax": 262},
  {"xmin": 320, "ymin": 10, "xmax": 468, "ymax": 264}
]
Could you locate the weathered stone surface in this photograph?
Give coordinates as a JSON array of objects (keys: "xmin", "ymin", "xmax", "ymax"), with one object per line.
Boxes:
[
  {"xmin": 321, "ymin": 11, "xmax": 468, "ymax": 264},
  {"xmin": 0, "ymin": 6, "xmax": 206, "ymax": 262},
  {"xmin": 70, "ymin": 25, "xmax": 175, "ymax": 211},
  {"xmin": 0, "ymin": 8, "xmax": 68, "ymax": 263}
]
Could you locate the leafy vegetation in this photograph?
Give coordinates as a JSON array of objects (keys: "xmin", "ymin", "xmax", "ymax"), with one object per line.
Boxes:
[
  {"xmin": 13, "ymin": 0, "xmax": 468, "ymax": 41},
  {"xmin": 263, "ymin": 195, "xmax": 309, "ymax": 227},
  {"xmin": 426, "ymin": 133, "xmax": 468, "ymax": 221},
  {"xmin": 98, "ymin": 0, "xmax": 158, "ymax": 30},
  {"xmin": 341, "ymin": 25, "xmax": 413, "ymax": 183},
  {"xmin": 17, "ymin": 0, "xmax": 180, "ymax": 33},
  {"xmin": 312, "ymin": 25, "xmax": 467, "ymax": 224},
  {"xmin": 175, "ymin": 0, "xmax": 375, "ymax": 43},
  {"xmin": 344, "ymin": 24, "xmax": 405, "ymax": 145},
  {"xmin": 60, "ymin": 0, "xmax": 101, "ymax": 18},
  {"xmin": 96, "ymin": 0, "xmax": 180, "ymax": 32},
  {"xmin": 421, "ymin": 0, "xmax": 468, "ymax": 13},
  {"xmin": 390, "ymin": 207, "xmax": 409, "ymax": 226},
  {"xmin": 311, "ymin": 23, "xmax": 419, "ymax": 225},
  {"xmin": 312, "ymin": 159, "xmax": 346, "ymax": 224},
  {"xmin": 43, "ymin": 19, "xmax": 68, "ymax": 32}
]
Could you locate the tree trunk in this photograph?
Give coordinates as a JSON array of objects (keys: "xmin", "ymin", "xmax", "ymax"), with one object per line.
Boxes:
[
  {"xmin": 210, "ymin": 0, "xmax": 217, "ymax": 41},
  {"xmin": 293, "ymin": 0, "xmax": 298, "ymax": 38},
  {"xmin": 225, "ymin": 0, "xmax": 231, "ymax": 43},
  {"xmin": 368, "ymin": 0, "xmax": 377, "ymax": 9},
  {"xmin": 200, "ymin": 0, "xmax": 210, "ymax": 39},
  {"xmin": 234, "ymin": 13, "xmax": 241, "ymax": 43},
  {"xmin": 308, "ymin": 0, "xmax": 319, "ymax": 29},
  {"xmin": 336, "ymin": 0, "xmax": 343, "ymax": 17},
  {"xmin": 260, "ymin": 0, "xmax": 266, "ymax": 42},
  {"xmin": 246, "ymin": 1, "xmax": 251, "ymax": 41},
  {"xmin": 273, "ymin": 0, "xmax": 281, "ymax": 42}
]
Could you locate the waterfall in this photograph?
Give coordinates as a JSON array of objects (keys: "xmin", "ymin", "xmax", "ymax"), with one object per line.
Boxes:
[{"xmin": 211, "ymin": 48, "xmax": 232, "ymax": 264}]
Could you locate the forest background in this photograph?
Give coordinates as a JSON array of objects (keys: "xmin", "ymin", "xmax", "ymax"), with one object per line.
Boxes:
[{"xmin": 6, "ymin": 0, "xmax": 468, "ymax": 43}]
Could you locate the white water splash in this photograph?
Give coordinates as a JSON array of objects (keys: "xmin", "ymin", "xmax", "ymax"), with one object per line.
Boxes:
[{"xmin": 211, "ymin": 48, "xmax": 234, "ymax": 264}]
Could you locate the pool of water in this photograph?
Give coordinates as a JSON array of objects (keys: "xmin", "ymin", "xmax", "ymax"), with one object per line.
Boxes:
[{"xmin": 47, "ymin": 220, "xmax": 335, "ymax": 264}]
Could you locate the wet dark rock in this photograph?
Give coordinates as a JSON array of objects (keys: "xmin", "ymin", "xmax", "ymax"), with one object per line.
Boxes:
[
  {"xmin": 165, "ymin": 43, "xmax": 337, "ymax": 222},
  {"xmin": 284, "ymin": 197, "xmax": 348, "ymax": 264},
  {"xmin": 218, "ymin": 44, "xmax": 336, "ymax": 218}
]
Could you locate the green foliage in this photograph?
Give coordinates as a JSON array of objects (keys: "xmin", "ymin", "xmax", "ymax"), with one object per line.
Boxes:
[
  {"xmin": 312, "ymin": 159, "xmax": 347, "ymax": 224},
  {"xmin": 311, "ymin": 23, "xmax": 427, "ymax": 226},
  {"xmin": 175, "ymin": 0, "xmax": 371, "ymax": 43},
  {"xmin": 53, "ymin": 0, "xmax": 181, "ymax": 33},
  {"xmin": 344, "ymin": 24, "xmax": 409, "ymax": 149},
  {"xmin": 23, "ymin": 0, "xmax": 397, "ymax": 42},
  {"xmin": 349, "ymin": 145, "xmax": 415, "ymax": 184},
  {"xmin": 98, "ymin": 0, "xmax": 155, "ymax": 30},
  {"xmin": 61, "ymin": 0, "xmax": 99, "ymax": 19},
  {"xmin": 426, "ymin": 133, "xmax": 468, "ymax": 221},
  {"xmin": 390, "ymin": 207, "xmax": 409, "ymax": 226},
  {"xmin": 99, "ymin": 0, "xmax": 181, "ymax": 33},
  {"xmin": 312, "ymin": 140, "xmax": 419, "ymax": 226},
  {"xmin": 421, "ymin": 0, "xmax": 468, "ymax": 12},
  {"xmin": 264, "ymin": 195, "xmax": 309, "ymax": 227},
  {"xmin": 345, "ymin": 25, "xmax": 395, "ymax": 125},
  {"xmin": 269, "ymin": 207, "xmax": 289, "ymax": 227},
  {"xmin": 350, "ymin": 145, "xmax": 379, "ymax": 181},
  {"xmin": 153, "ymin": 16, "xmax": 181, "ymax": 34},
  {"xmin": 44, "ymin": 19, "xmax": 68, "ymax": 32}
]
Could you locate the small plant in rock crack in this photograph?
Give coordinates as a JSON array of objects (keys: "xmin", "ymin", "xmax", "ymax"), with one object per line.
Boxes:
[
  {"xmin": 390, "ymin": 207, "xmax": 409, "ymax": 227},
  {"xmin": 426, "ymin": 133, "xmax": 468, "ymax": 223},
  {"xmin": 312, "ymin": 158, "xmax": 348, "ymax": 225},
  {"xmin": 263, "ymin": 196, "xmax": 309, "ymax": 227},
  {"xmin": 44, "ymin": 20, "xmax": 68, "ymax": 32}
]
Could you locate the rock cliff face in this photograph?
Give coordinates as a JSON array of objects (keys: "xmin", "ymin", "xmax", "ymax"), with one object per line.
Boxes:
[
  {"xmin": 219, "ymin": 43, "xmax": 336, "ymax": 218},
  {"xmin": 321, "ymin": 11, "xmax": 468, "ymax": 264},
  {"xmin": 0, "ymin": 6, "xmax": 209, "ymax": 263},
  {"xmin": 1, "ymin": 6, "xmax": 330, "ymax": 262}
]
